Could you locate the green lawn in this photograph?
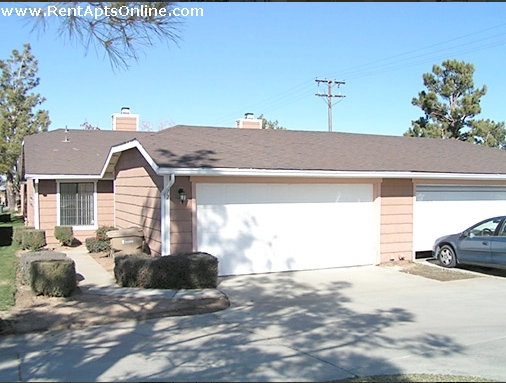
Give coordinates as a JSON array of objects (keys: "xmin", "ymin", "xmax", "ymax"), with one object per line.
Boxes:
[
  {"xmin": 0, "ymin": 214, "xmax": 23, "ymax": 311},
  {"xmin": 334, "ymin": 373, "xmax": 497, "ymax": 382}
]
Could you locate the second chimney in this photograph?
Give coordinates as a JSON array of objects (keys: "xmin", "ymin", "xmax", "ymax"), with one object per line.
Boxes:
[
  {"xmin": 112, "ymin": 107, "xmax": 139, "ymax": 131},
  {"xmin": 236, "ymin": 113, "xmax": 262, "ymax": 129}
]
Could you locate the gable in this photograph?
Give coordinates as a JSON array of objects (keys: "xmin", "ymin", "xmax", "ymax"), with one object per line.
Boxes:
[{"xmin": 23, "ymin": 129, "xmax": 152, "ymax": 177}]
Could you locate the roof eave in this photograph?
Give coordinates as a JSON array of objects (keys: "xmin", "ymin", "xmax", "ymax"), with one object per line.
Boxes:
[
  {"xmin": 24, "ymin": 174, "xmax": 103, "ymax": 180},
  {"xmin": 156, "ymin": 167, "xmax": 506, "ymax": 181},
  {"xmin": 24, "ymin": 168, "xmax": 506, "ymax": 182}
]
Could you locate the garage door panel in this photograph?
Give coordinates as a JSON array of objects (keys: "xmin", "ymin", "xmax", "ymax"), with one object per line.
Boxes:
[
  {"xmin": 414, "ymin": 186, "xmax": 506, "ymax": 252},
  {"xmin": 417, "ymin": 186, "xmax": 506, "ymax": 202},
  {"xmin": 197, "ymin": 183, "xmax": 373, "ymax": 205},
  {"xmin": 197, "ymin": 183, "xmax": 376, "ymax": 276}
]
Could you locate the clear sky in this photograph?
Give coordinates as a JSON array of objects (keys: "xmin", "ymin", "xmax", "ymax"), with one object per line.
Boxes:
[{"xmin": 1, "ymin": 1, "xmax": 506, "ymax": 136}]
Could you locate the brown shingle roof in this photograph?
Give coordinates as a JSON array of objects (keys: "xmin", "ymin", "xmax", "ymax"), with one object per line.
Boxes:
[
  {"xmin": 138, "ymin": 125, "xmax": 506, "ymax": 175},
  {"xmin": 23, "ymin": 125, "xmax": 506, "ymax": 176},
  {"xmin": 23, "ymin": 129, "xmax": 153, "ymax": 176}
]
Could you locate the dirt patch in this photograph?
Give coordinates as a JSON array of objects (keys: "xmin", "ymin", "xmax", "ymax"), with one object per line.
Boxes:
[
  {"xmin": 0, "ymin": 247, "xmax": 229, "ymax": 337},
  {"xmin": 379, "ymin": 260, "xmax": 481, "ymax": 282}
]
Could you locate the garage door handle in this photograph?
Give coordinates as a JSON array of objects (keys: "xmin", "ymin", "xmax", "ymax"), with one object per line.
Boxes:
[{"xmin": 482, "ymin": 241, "xmax": 489, "ymax": 246}]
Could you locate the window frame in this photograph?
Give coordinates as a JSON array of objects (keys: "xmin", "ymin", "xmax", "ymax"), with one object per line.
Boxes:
[{"xmin": 56, "ymin": 180, "xmax": 98, "ymax": 231}]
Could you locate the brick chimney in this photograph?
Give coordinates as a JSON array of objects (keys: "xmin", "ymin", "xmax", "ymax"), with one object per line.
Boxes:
[
  {"xmin": 111, "ymin": 107, "xmax": 139, "ymax": 131},
  {"xmin": 236, "ymin": 113, "xmax": 262, "ymax": 129}
]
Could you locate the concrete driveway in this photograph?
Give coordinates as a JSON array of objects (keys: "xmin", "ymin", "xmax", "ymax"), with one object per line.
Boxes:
[{"xmin": 1, "ymin": 265, "xmax": 506, "ymax": 382}]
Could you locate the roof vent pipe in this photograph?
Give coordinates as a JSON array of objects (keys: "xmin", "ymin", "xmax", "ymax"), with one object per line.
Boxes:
[{"xmin": 62, "ymin": 126, "xmax": 70, "ymax": 142}]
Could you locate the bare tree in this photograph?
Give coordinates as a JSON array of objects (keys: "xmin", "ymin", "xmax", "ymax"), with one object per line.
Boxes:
[{"xmin": 140, "ymin": 119, "xmax": 175, "ymax": 132}]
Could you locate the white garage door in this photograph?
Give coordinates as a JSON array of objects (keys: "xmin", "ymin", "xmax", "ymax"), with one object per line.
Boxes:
[
  {"xmin": 414, "ymin": 185, "xmax": 506, "ymax": 252},
  {"xmin": 196, "ymin": 183, "xmax": 377, "ymax": 276}
]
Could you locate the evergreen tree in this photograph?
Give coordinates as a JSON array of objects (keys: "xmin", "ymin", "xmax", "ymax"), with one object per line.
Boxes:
[
  {"xmin": 405, "ymin": 59, "xmax": 506, "ymax": 148},
  {"xmin": 0, "ymin": 44, "xmax": 50, "ymax": 210},
  {"xmin": 30, "ymin": 2, "xmax": 183, "ymax": 70}
]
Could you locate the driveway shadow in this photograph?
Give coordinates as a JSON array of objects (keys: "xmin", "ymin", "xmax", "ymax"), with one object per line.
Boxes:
[{"xmin": 0, "ymin": 267, "xmax": 473, "ymax": 382}]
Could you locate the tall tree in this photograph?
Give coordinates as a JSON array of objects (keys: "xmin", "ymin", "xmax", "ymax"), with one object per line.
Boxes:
[
  {"xmin": 0, "ymin": 44, "xmax": 50, "ymax": 210},
  {"xmin": 405, "ymin": 59, "xmax": 506, "ymax": 148},
  {"xmin": 258, "ymin": 114, "xmax": 286, "ymax": 130},
  {"xmin": 469, "ymin": 118, "xmax": 506, "ymax": 149},
  {"xmin": 30, "ymin": 2, "xmax": 184, "ymax": 70}
]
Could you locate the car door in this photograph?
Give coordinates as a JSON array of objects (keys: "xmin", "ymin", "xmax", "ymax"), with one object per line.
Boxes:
[
  {"xmin": 490, "ymin": 218, "xmax": 506, "ymax": 268},
  {"xmin": 456, "ymin": 217, "xmax": 501, "ymax": 266}
]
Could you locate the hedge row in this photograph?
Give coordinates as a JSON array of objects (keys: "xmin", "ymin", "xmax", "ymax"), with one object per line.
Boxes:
[{"xmin": 114, "ymin": 252, "xmax": 218, "ymax": 289}]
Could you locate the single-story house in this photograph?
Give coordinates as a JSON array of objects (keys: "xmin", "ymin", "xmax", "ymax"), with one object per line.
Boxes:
[{"xmin": 21, "ymin": 108, "xmax": 506, "ymax": 276}]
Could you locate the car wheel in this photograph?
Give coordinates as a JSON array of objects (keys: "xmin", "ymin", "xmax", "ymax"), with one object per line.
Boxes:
[{"xmin": 438, "ymin": 245, "xmax": 457, "ymax": 268}]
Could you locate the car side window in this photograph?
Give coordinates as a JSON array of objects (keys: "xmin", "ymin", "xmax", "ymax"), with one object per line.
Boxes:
[
  {"xmin": 498, "ymin": 220, "xmax": 506, "ymax": 237},
  {"xmin": 468, "ymin": 218, "xmax": 502, "ymax": 237}
]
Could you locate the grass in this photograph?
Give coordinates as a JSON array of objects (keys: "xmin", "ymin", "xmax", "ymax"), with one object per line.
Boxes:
[
  {"xmin": 0, "ymin": 214, "xmax": 23, "ymax": 311},
  {"xmin": 334, "ymin": 373, "xmax": 498, "ymax": 382}
]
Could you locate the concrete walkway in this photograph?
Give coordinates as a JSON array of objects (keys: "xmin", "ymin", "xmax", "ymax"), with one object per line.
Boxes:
[{"xmin": 63, "ymin": 246, "xmax": 226, "ymax": 301}]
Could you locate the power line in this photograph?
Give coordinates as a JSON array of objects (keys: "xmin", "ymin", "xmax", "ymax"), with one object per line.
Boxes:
[
  {"xmin": 207, "ymin": 23, "xmax": 506, "ymax": 129},
  {"xmin": 315, "ymin": 79, "xmax": 345, "ymax": 132},
  {"xmin": 323, "ymin": 23, "xmax": 506, "ymax": 81}
]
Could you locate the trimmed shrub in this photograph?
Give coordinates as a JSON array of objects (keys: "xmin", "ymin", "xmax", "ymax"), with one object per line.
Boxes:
[
  {"xmin": 0, "ymin": 213, "xmax": 10, "ymax": 223},
  {"xmin": 85, "ymin": 225, "xmax": 117, "ymax": 254},
  {"xmin": 114, "ymin": 252, "xmax": 218, "ymax": 289},
  {"xmin": 13, "ymin": 226, "xmax": 35, "ymax": 244},
  {"xmin": 96, "ymin": 225, "xmax": 117, "ymax": 241},
  {"xmin": 19, "ymin": 251, "xmax": 68, "ymax": 284},
  {"xmin": 54, "ymin": 226, "xmax": 74, "ymax": 246},
  {"xmin": 0, "ymin": 226, "xmax": 13, "ymax": 246},
  {"xmin": 113, "ymin": 253, "xmax": 152, "ymax": 287},
  {"xmin": 29, "ymin": 259, "xmax": 76, "ymax": 297},
  {"xmin": 85, "ymin": 237, "xmax": 111, "ymax": 253},
  {"xmin": 21, "ymin": 229, "xmax": 46, "ymax": 251}
]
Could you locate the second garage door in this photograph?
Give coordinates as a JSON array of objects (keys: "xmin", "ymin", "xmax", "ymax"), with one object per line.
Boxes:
[
  {"xmin": 196, "ymin": 183, "xmax": 378, "ymax": 276},
  {"xmin": 414, "ymin": 185, "xmax": 506, "ymax": 252}
]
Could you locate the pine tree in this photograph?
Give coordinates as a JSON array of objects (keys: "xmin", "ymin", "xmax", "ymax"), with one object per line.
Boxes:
[
  {"xmin": 405, "ymin": 59, "xmax": 506, "ymax": 148},
  {"xmin": 30, "ymin": 2, "xmax": 183, "ymax": 70},
  {"xmin": 0, "ymin": 44, "xmax": 50, "ymax": 210}
]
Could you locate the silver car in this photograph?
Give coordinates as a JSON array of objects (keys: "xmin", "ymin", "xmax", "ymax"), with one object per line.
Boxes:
[{"xmin": 432, "ymin": 216, "xmax": 506, "ymax": 270}]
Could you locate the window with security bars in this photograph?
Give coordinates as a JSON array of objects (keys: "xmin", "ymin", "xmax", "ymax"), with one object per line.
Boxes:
[{"xmin": 60, "ymin": 183, "xmax": 94, "ymax": 226}]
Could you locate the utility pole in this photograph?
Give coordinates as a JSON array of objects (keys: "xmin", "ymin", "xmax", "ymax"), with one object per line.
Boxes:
[{"xmin": 315, "ymin": 79, "xmax": 345, "ymax": 132}]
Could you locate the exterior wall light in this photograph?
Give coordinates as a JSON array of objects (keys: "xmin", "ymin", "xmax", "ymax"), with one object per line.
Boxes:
[{"xmin": 178, "ymin": 188, "xmax": 187, "ymax": 204}]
